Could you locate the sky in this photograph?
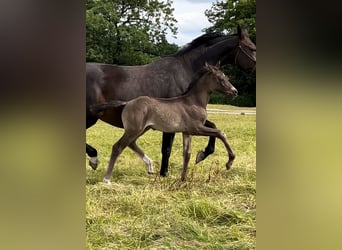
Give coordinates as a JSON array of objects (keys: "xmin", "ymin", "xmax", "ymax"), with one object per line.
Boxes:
[{"xmin": 166, "ymin": 0, "xmax": 215, "ymax": 46}]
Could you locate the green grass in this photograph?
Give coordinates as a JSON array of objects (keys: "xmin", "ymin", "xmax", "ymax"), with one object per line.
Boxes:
[{"xmin": 86, "ymin": 104, "xmax": 256, "ymax": 249}]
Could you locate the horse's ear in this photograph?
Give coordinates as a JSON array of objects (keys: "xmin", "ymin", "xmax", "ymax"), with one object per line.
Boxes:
[
  {"xmin": 205, "ymin": 62, "xmax": 210, "ymax": 69},
  {"xmin": 216, "ymin": 61, "xmax": 221, "ymax": 68}
]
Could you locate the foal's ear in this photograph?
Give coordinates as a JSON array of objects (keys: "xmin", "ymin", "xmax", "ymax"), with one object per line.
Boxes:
[
  {"xmin": 205, "ymin": 62, "xmax": 210, "ymax": 69},
  {"xmin": 215, "ymin": 61, "xmax": 221, "ymax": 68},
  {"xmin": 238, "ymin": 25, "xmax": 249, "ymax": 40},
  {"xmin": 205, "ymin": 62, "xmax": 214, "ymax": 72}
]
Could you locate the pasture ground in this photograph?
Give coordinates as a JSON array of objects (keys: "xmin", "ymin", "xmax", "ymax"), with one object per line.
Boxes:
[{"xmin": 86, "ymin": 104, "xmax": 256, "ymax": 249}]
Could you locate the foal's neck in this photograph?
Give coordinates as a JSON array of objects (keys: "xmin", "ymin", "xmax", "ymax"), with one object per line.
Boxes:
[{"xmin": 184, "ymin": 74, "xmax": 213, "ymax": 108}]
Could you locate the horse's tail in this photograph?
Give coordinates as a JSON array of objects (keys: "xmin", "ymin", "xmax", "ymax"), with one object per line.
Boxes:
[{"xmin": 90, "ymin": 100, "xmax": 127, "ymax": 114}]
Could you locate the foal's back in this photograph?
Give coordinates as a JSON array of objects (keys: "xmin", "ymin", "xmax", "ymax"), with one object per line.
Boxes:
[{"xmin": 122, "ymin": 96, "xmax": 207, "ymax": 134}]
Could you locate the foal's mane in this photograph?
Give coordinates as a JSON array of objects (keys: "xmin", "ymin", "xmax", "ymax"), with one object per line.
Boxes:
[
  {"xmin": 183, "ymin": 65, "xmax": 218, "ymax": 95},
  {"xmin": 176, "ymin": 32, "xmax": 237, "ymax": 56}
]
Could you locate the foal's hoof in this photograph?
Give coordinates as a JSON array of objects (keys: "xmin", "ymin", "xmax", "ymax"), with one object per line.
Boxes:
[
  {"xmin": 226, "ymin": 161, "xmax": 233, "ymax": 170},
  {"xmin": 89, "ymin": 157, "xmax": 99, "ymax": 170},
  {"xmin": 147, "ymin": 165, "xmax": 155, "ymax": 175},
  {"xmin": 195, "ymin": 151, "xmax": 206, "ymax": 164},
  {"xmin": 103, "ymin": 177, "xmax": 111, "ymax": 184}
]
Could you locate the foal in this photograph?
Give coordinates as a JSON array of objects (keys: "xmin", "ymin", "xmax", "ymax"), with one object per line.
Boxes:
[{"xmin": 92, "ymin": 63, "xmax": 238, "ymax": 184}]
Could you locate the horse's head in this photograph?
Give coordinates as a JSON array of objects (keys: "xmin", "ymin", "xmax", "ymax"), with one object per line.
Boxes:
[
  {"xmin": 234, "ymin": 26, "xmax": 256, "ymax": 75},
  {"xmin": 205, "ymin": 63, "xmax": 238, "ymax": 98}
]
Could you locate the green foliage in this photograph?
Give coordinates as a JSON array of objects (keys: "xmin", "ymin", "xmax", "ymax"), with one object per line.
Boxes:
[
  {"xmin": 205, "ymin": 0, "xmax": 256, "ymax": 107},
  {"xmin": 86, "ymin": 0, "xmax": 178, "ymax": 65},
  {"xmin": 205, "ymin": 0, "xmax": 256, "ymax": 41}
]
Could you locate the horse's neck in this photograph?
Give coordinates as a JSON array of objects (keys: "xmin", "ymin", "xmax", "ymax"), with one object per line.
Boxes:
[
  {"xmin": 178, "ymin": 52, "xmax": 199, "ymax": 75},
  {"xmin": 206, "ymin": 36, "xmax": 239, "ymax": 65},
  {"xmin": 180, "ymin": 36, "xmax": 239, "ymax": 72}
]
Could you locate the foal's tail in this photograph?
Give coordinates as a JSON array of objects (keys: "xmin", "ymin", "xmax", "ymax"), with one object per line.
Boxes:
[{"xmin": 90, "ymin": 100, "xmax": 127, "ymax": 114}]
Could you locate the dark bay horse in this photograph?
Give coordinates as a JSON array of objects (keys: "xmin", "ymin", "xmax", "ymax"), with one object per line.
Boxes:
[
  {"xmin": 86, "ymin": 26, "xmax": 256, "ymax": 176},
  {"xmin": 91, "ymin": 64, "xmax": 238, "ymax": 183}
]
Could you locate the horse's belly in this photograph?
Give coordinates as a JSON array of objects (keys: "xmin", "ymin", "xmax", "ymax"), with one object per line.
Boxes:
[{"xmin": 100, "ymin": 108, "xmax": 124, "ymax": 128}]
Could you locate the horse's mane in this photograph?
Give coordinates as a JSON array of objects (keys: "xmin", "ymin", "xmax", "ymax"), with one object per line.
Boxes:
[{"xmin": 175, "ymin": 32, "xmax": 236, "ymax": 56}]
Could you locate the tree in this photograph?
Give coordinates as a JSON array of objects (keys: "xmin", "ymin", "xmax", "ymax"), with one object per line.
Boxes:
[
  {"xmin": 205, "ymin": 0, "xmax": 256, "ymax": 106},
  {"xmin": 86, "ymin": 0, "xmax": 178, "ymax": 65},
  {"xmin": 205, "ymin": 0, "xmax": 256, "ymax": 41}
]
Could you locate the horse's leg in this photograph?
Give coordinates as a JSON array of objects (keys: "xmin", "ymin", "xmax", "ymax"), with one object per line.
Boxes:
[
  {"xmin": 86, "ymin": 116, "xmax": 99, "ymax": 170},
  {"xmin": 195, "ymin": 120, "xmax": 217, "ymax": 164},
  {"xmin": 103, "ymin": 131, "xmax": 140, "ymax": 184},
  {"xmin": 86, "ymin": 144, "xmax": 99, "ymax": 170},
  {"xmin": 128, "ymin": 141, "xmax": 154, "ymax": 174},
  {"xmin": 181, "ymin": 133, "xmax": 192, "ymax": 182},
  {"xmin": 160, "ymin": 132, "xmax": 176, "ymax": 177},
  {"xmin": 193, "ymin": 126, "xmax": 235, "ymax": 170}
]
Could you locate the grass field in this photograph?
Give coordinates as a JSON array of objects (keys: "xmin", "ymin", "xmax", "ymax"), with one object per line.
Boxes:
[{"xmin": 86, "ymin": 104, "xmax": 256, "ymax": 249}]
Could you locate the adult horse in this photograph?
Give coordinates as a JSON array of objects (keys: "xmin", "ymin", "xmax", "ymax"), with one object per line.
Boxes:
[{"xmin": 86, "ymin": 26, "xmax": 256, "ymax": 176}]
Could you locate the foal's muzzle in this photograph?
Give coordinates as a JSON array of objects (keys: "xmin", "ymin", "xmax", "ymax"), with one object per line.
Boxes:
[{"xmin": 231, "ymin": 88, "xmax": 238, "ymax": 98}]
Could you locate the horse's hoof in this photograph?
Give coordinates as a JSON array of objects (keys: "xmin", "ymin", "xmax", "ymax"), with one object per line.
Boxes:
[
  {"xmin": 195, "ymin": 151, "xmax": 206, "ymax": 164},
  {"xmin": 89, "ymin": 157, "xmax": 99, "ymax": 170},
  {"xmin": 103, "ymin": 177, "xmax": 111, "ymax": 184},
  {"xmin": 160, "ymin": 172, "xmax": 168, "ymax": 177},
  {"xmin": 89, "ymin": 161, "xmax": 98, "ymax": 170}
]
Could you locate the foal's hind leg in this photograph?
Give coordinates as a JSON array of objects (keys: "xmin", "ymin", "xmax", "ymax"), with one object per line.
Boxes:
[
  {"xmin": 195, "ymin": 120, "xmax": 217, "ymax": 164},
  {"xmin": 128, "ymin": 141, "xmax": 154, "ymax": 174},
  {"xmin": 181, "ymin": 134, "xmax": 192, "ymax": 182},
  {"xmin": 103, "ymin": 131, "xmax": 141, "ymax": 184}
]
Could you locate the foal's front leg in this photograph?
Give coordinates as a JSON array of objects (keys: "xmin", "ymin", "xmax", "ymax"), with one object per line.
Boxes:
[
  {"xmin": 194, "ymin": 125, "xmax": 235, "ymax": 170},
  {"xmin": 195, "ymin": 120, "xmax": 217, "ymax": 164}
]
